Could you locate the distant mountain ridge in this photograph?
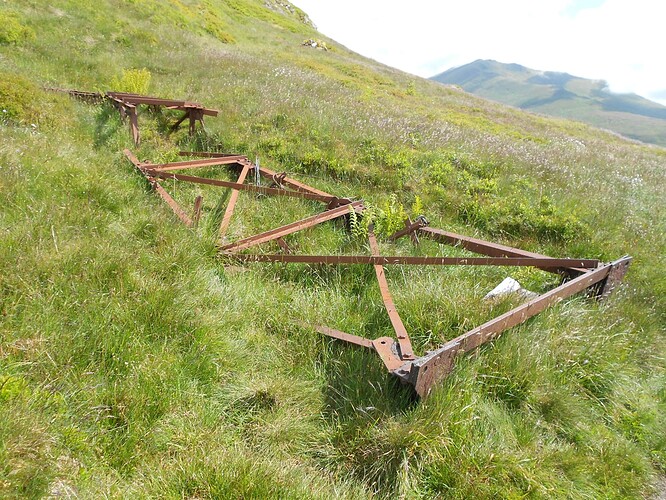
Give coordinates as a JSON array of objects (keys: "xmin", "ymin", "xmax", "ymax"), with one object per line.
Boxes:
[{"xmin": 431, "ymin": 59, "xmax": 666, "ymax": 146}]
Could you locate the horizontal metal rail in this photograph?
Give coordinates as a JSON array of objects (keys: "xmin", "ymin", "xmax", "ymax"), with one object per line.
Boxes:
[
  {"xmin": 230, "ymin": 254, "xmax": 600, "ymax": 268},
  {"xmin": 178, "ymin": 151, "xmax": 244, "ymax": 159}
]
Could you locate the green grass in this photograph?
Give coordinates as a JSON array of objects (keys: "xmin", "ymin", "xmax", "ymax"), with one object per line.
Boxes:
[{"xmin": 1, "ymin": 0, "xmax": 665, "ymax": 498}]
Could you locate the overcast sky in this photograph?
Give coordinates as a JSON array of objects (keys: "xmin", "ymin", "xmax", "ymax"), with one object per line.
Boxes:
[{"xmin": 291, "ymin": 0, "xmax": 666, "ymax": 105}]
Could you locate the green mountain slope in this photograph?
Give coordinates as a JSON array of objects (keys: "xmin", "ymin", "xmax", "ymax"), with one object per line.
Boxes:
[
  {"xmin": 2, "ymin": 2, "xmax": 665, "ymax": 498},
  {"xmin": 432, "ymin": 59, "xmax": 666, "ymax": 146}
]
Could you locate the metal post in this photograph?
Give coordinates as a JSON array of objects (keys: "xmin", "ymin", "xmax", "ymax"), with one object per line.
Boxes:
[{"xmin": 255, "ymin": 156, "xmax": 260, "ymax": 187}]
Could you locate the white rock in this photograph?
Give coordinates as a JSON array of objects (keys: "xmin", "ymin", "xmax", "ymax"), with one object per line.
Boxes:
[{"xmin": 484, "ymin": 276, "xmax": 538, "ymax": 300}]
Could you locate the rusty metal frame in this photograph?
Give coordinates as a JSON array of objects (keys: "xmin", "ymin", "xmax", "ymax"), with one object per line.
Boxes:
[
  {"xmin": 124, "ymin": 149, "xmax": 632, "ymax": 398},
  {"xmin": 53, "ymin": 89, "xmax": 219, "ymax": 145}
]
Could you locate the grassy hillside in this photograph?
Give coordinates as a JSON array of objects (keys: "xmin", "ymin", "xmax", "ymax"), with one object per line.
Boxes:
[
  {"xmin": 1, "ymin": 1, "xmax": 665, "ymax": 498},
  {"xmin": 432, "ymin": 59, "xmax": 666, "ymax": 147}
]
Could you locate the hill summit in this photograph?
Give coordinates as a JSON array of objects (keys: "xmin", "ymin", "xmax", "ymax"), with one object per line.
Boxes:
[{"xmin": 432, "ymin": 59, "xmax": 666, "ymax": 146}]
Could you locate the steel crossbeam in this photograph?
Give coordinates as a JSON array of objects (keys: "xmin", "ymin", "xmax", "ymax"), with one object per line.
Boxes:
[{"xmin": 229, "ymin": 254, "xmax": 599, "ymax": 268}]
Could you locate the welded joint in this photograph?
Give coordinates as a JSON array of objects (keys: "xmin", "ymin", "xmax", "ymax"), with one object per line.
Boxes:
[
  {"xmin": 372, "ymin": 337, "xmax": 405, "ymax": 371},
  {"xmin": 593, "ymin": 255, "xmax": 632, "ymax": 300},
  {"xmin": 271, "ymin": 172, "xmax": 287, "ymax": 189},
  {"xmin": 388, "ymin": 216, "xmax": 429, "ymax": 243}
]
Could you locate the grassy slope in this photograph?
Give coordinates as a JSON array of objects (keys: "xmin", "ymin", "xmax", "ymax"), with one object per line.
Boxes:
[{"xmin": 1, "ymin": 1, "xmax": 665, "ymax": 498}]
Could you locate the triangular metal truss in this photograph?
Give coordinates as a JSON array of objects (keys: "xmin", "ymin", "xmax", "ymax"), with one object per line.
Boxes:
[{"xmin": 124, "ymin": 149, "xmax": 631, "ymax": 398}]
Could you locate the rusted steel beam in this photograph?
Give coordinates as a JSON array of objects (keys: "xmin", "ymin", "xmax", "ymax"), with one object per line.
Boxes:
[
  {"xmin": 218, "ymin": 164, "xmax": 251, "ymax": 242},
  {"xmin": 123, "ymin": 149, "xmax": 193, "ymax": 226},
  {"xmin": 123, "ymin": 149, "xmax": 143, "ymax": 168},
  {"xmin": 146, "ymin": 170, "xmax": 347, "ymax": 205},
  {"xmin": 596, "ymin": 256, "xmax": 631, "ymax": 299},
  {"xmin": 398, "ymin": 256, "xmax": 631, "ymax": 397},
  {"xmin": 192, "ymin": 195, "xmax": 203, "ymax": 228},
  {"xmin": 254, "ymin": 163, "xmax": 334, "ymax": 198},
  {"xmin": 149, "ymin": 180, "xmax": 192, "ymax": 226},
  {"xmin": 276, "ymin": 237, "xmax": 293, "ymax": 254},
  {"xmin": 109, "ymin": 96, "xmax": 130, "ymax": 117},
  {"xmin": 128, "ymin": 106, "xmax": 140, "ymax": 146},
  {"xmin": 170, "ymin": 112, "xmax": 189, "ymax": 132},
  {"xmin": 389, "ymin": 217, "xmax": 427, "ymax": 243},
  {"xmin": 220, "ymin": 201, "xmax": 363, "ymax": 254},
  {"xmin": 46, "ymin": 88, "xmax": 106, "ymax": 103},
  {"xmin": 230, "ymin": 254, "xmax": 599, "ymax": 268},
  {"xmin": 150, "ymin": 157, "xmax": 247, "ymax": 171},
  {"xmin": 177, "ymin": 152, "xmax": 335, "ymax": 198},
  {"xmin": 312, "ymin": 324, "xmax": 374, "ymax": 349},
  {"xmin": 189, "ymin": 108, "xmax": 204, "ymax": 135},
  {"xmin": 419, "ymin": 226, "xmax": 587, "ymax": 275},
  {"xmin": 307, "ymin": 325, "xmax": 402, "ymax": 371},
  {"xmin": 368, "ymin": 230, "xmax": 415, "ymax": 359}
]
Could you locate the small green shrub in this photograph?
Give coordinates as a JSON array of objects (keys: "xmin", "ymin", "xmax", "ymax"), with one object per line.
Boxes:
[
  {"xmin": 110, "ymin": 68, "xmax": 152, "ymax": 94},
  {"xmin": 0, "ymin": 12, "xmax": 35, "ymax": 45},
  {"xmin": 349, "ymin": 195, "xmax": 425, "ymax": 239},
  {"xmin": 458, "ymin": 195, "xmax": 583, "ymax": 242},
  {"xmin": 0, "ymin": 72, "xmax": 40, "ymax": 123},
  {"xmin": 204, "ymin": 10, "xmax": 236, "ymax": 43}
]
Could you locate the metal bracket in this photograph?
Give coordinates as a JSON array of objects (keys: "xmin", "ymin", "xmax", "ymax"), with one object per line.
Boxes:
[{"xmin": 594, "ymin": 256, "xmax": 632, "ymax": 299}]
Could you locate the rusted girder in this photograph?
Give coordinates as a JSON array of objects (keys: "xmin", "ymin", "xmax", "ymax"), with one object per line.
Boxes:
[
  {"xmin": 106, "ymin": 92, "xmax": 219, "ymax": 116},
  {"xmin": 178, "ymin": 151, "xmax": 243, "ymax": 159},
  {"xmin": 125, "ymin": 148, "xmax": 632, "ymax": 400},
  {"xmin": 218, "ymin": 164, "xmax": 252, "ymax": 242},
  {"xmin": 124, "ymin": 149, "xmax": 193, "ymax": 226},
  {"xmin": 389, "ymin": 217, "xmax": 428, "ymax": 242},
  {"xmin": 145, "ymin": 170, "xmax": 347, "ymax": 205},
  {"xmin": 150, "ymin": 156, "xmax": 248, "ymax": 171},
  {"xmin": 395, "ymin": 256, "xmax": 632, "ymax": 397},
  {"xmin": 230, "ymin": 254, "xmax": 599, "ymax": 268},
  {"xmin": 312, "ymin": 324, "xmax": 374, "ymax": 349},
  {"xmin": 419, "ymin": 226, "xmax": 587, "ymax": 276},
  {"xmin": 368, "ymin": 229, "xmax": 415, "ymax": 359},
  {"xmin": 46, "ymin": 88, "xmax": 106, "ymax": 103},
  {"xmin": 220, "ymin": 201, "xmax": 364, "ymax": 254}
]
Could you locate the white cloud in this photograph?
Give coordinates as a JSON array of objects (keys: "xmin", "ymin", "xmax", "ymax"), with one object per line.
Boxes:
[{"xmin": 291, "ymin": 0, "xmax": 666, "ymax": 105}]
